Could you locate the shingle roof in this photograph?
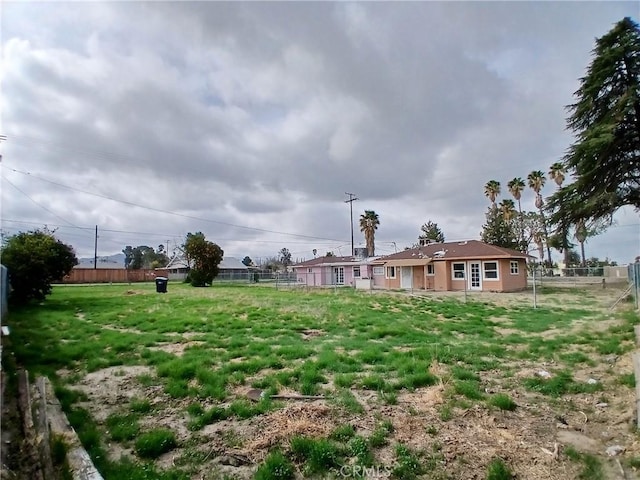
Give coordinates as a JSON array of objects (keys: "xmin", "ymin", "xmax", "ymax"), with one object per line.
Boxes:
[
  {"xmin": 378, "ymin": 240, "xmax": 529, "ymax": 262},
  {"xmin": 293, "ymin": 256, "xmax": 379, "ymax": 268},
  {"xmin": 164, "ymin": 256, "xmax": 248, "ymax": 270}
]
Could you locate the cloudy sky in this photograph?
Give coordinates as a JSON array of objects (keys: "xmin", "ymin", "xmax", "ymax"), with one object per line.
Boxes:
[{"xmin": 1, "ymin": 1, "xmax": 639, "ymax": 265}]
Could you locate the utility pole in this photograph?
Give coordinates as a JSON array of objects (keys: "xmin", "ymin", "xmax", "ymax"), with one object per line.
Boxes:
[
  {"xmin": 94, "ymin": 225, "xmax": 98, "ymax": 270},
  {"xmin": 344, "ymin": 192, "xmax": 359, "ymax": 257}
]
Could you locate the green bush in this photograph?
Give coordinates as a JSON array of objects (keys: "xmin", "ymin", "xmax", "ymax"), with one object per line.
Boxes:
[
  {"xmin": 488, "ymin": 394, "xmax": 517, "ymax": 411},
  {"xmin": 2, "ymin": 229, "xmax": 77, "ymax": 303},
  {"xmin": 134, "ymin": 429, "xmax": 177, "ymax": 459},
  {"xmin": 106, "ymin": 413, "xmax": 140, "ymax": 441},
  {"xmin": 486, "ymin": 458, "xmax": 513, "ymax": 480},
  {"xmin": 330, "ymin": 424, "xmax": 356, "ymax": 442},
  {"xmin": 254, "ymin": 451, "xmax": 295, "ymax": 480}
]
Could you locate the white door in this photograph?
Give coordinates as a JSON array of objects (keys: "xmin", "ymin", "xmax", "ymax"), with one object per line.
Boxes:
[
  {"xmin": 401, "ymin": 266, "xmax": 413, "ymax": 289},
  {"xmin": 333, "ymin": 267, "xmax": 344, "ymax": 285},
  {"xmin": 469, "ymin": 262, "xmax": 482, "ymax": 290}
]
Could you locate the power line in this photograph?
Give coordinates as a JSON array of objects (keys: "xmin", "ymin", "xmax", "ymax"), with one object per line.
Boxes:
[
  {"xmin": 1, "ymin": 165, "xmax": 349, "ymax": 243},
  {"xmin": 2, "ymin": 174, "xmax": 79, "ymax": 228},
  {"xmin": 0, "ymin": 218, "xmax": 345, "ymax": 245}
]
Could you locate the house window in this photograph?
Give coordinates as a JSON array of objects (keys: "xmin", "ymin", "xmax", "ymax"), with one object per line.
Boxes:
[
  {"xmin": 426, "ymin": 264, "xmax": 435, "ymax": 276},
  {"xmin": 353, "ymin": 266, "xmax": 361, "ymax": 278},
  {"xmin": 386, "ymin": 266, "xmax": 396, "ymax": 279},
  {"xmin": 484, "ymin": 262, "xmax": 498, "ymax": 280},
  {"xmin": 307, "ymin": 268, "xmax": 313, "ymax": 273},
  {"xmin": 510, "ymin": 261, "xmax": 519, "ymax": 275},
  {"xmin": 452, "ymin": 263, "xmax": 465, "ymax": 279},
  {"xmin": 373, "ymin": 266, "xmax": 384, "ymax": 276}
]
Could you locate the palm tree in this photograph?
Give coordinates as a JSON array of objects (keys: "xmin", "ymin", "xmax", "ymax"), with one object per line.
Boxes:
[
  {"xmin": 533, "ymin": 231, "xmax": 545, "ymax": 263},
  {"xmin": 499, "ymin": 199, "xmax": 517, "ymax": 222},
  {"xmin": 548, "ymin": 162, "xmax": 570, "ymax": 269},
  {"xmin": 359, "ymin": 210, "xmax": 380, "ymax": 257},
  {"xmin": 507, "ymin": 177, "xmax": 526, "ymax": 250},
  {"xmin": 527, "ymin": 170, "xmax": 546, "ymax": 208},
  {"xmin": 484, "ymin": 180, "xmax": 501, "ymax": 208},
  {"xmin": 527, "ymin": 170, "xmax": 552, "ymax": 268},
  {"xmin": 548, "ymin": 162, "xmax": 566, "ymax": 188},
  {"xmin": 575, "ymin": 219, "xmax": 588, "ymax": 268}
]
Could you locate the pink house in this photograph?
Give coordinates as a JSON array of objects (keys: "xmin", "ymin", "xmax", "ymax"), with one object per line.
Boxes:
[{"xmin": 293, "ymin": 255, "xmax": 385, "ymax": 288}]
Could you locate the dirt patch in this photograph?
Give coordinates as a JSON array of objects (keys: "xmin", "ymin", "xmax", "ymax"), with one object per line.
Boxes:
[
  {"xmin": 148, "ymin": 341, "xmax": 206, "ymax": 356},
  {"xmin": 299, "ymin": 329, "xmax": 324, "ymax": 340},
  {"xmin": 101, "ymin": 324, "xmax": 145, "ymax": 335},
  {"xmin": 397, "ymin": 383, "xmax": 446, "ymax": 411},
  {"xmin": 71, "ymin": 366, "xmax": 156, "ymax": 422},
  {"xmin": 244, "ymin": 403, "xmax": 334, "ymax": 454}
]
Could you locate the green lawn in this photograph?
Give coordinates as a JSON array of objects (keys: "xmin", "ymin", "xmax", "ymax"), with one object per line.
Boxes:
[{"xmin": 6, "ymin": 283, "xmax": 638, "ymax": 479}]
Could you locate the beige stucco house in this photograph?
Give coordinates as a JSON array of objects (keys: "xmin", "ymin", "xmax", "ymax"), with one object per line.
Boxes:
[{"xmin": 374, "ymin": 240, "xmax": 530, "ymax": 292}]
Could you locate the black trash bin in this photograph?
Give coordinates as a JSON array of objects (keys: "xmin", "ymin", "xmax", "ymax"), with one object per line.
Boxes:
[{"xmin": 155, "ymin": 277, "xmax": 168, "ymax": 293}]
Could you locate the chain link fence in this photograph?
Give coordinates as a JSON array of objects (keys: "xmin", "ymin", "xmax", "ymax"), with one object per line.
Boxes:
[{"xmin": 209, "ymin": 270, "xmax": 299, "ymax": 286}]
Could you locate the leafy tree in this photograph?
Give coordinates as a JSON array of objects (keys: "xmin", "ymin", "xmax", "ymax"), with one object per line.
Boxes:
[
  {"xmin": 183, "ymin": 232, "xmax": 224, "ymax": 287},
  {"xmin": 566, "ymin": 249, "xmax": 581, "ymax": 268},
  {"xmin": 359, "ymin": 210, "xmax": 380, "ymax": 256},
  {"xmin": 123, "ymin": 245, "xmax": 168, "ymax": 269},
  {"xmin": 549, "ymin": 18, "xmax": 640, "ymax": 226},
  {"xmin": 520, "ymin": 211, "xmax": 545, "ymax": 254},
  {"xmin": 279, "ymin": 248, "xmax": 292, "ymax": 267},
  {"xmin": 1, "ymin": 229, "xmax": 77, "ymax": 303},
  {"xmin": 242, "ymin": 256, "xmax": 253, "ymax": 267},
  {"xmin": 480, "ymin": 207, "xmax": 518, "ymax": 250},
  {"xmin": 417, "ymin": 220, "xmax": 445, "ymax": 245}
]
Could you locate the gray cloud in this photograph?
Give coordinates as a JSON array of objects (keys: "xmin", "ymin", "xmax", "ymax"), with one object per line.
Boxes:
[{"xmin": 1, "ymin": 2, "xmax": 638, "ymax": 263}]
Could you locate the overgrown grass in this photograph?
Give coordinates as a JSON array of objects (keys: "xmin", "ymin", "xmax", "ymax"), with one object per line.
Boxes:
[{"xmin": 6, "ymin": 282, "xmax": 634, "ymax": 479}]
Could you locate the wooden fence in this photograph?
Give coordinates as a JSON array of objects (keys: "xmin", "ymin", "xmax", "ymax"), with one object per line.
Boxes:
[{"xmin": 62, "ymin": 269, "xmax": 158, "ymax": 284}]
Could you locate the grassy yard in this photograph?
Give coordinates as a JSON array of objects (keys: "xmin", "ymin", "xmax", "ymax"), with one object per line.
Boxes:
[{"xmin": 5, "ymin": 282, "xmax": 640, "ymax": 479}]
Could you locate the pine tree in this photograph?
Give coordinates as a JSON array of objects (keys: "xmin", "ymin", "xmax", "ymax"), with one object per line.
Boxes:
[{"xmin": 549, "ymin": 17, "xmax": 640, "ymax": 225}]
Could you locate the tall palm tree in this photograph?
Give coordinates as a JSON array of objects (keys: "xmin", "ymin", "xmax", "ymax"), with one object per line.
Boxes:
[
  {"xmin": 548, "ymin": 162, "xmax": 566, "ymax": 188},
  {"xmin": 359, "ymin": 210, "xmax": 380, "ymax": 257},
  {"xmin": 527, "ymin": 170, "xmax": 546, "ymax": 208},
  {"xmin": 527, "ymin": 170, "xmax": 552, "ymax": 268},
  {"xmin": 484, "ymin": 180, "xmax": 501, "ymax": 208},
  {"xmin": 575, "ymin": 219, "xmax": 588, "ymax": 268},
  {"xmin": 507, "ymin": 177, "xmax": 526, "ymax": 251},
  {"xmin": 548, "ymin": 162, "xmax": 570, "ymax": 269},
  {"xmin": 532, "ymin": 231, "xmax": 545, "ymax": 263}
]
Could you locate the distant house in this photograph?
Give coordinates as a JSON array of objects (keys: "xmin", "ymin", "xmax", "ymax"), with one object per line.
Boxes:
[
  {"xmin": 375, "ymin": 240, "xmax": 529, "ymax": 292},
  {"xmin": 159, "ymin": 256, "xmax": 248, "ymax": 281},
  {"xmin": 163, "ymin": 256, "xmax": 190, "ymax": 280},
  {"xmin": 292, "ymin": 254, "xmax": 382, "ymax": 288}
]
